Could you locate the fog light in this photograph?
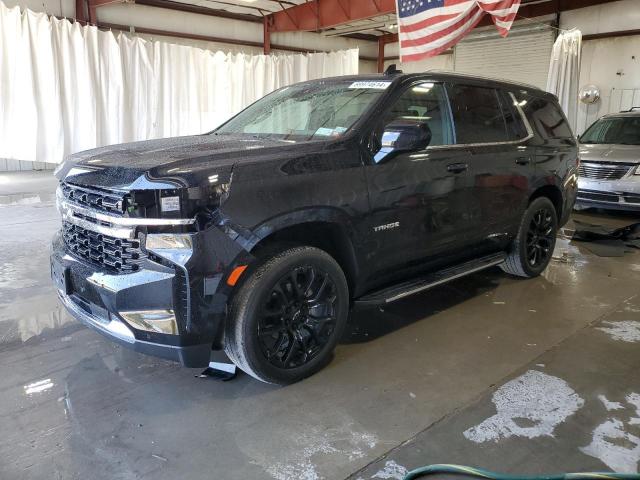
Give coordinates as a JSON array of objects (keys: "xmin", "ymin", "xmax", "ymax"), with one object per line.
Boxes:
[{"xmin": 120, "ymin": 309, "xmax": 178, "ymax": 334}]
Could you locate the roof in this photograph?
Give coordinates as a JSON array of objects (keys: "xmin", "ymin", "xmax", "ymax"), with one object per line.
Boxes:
[
  {"xmin": 603, "ymin": 109, "xmax": 640, "ymax": 118},
  {"xmin": 299, "ymin": 70, "xmax": 550, "ymax": 96}
]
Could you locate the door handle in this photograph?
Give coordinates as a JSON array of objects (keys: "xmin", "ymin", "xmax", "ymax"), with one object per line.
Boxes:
[
  {"xmin": 447, "ymin": 163, "xmax": 468, "ymax": 173},
  {"xmin": 515, "ymin": 156, "xmax": 531, "ymax": 165}
]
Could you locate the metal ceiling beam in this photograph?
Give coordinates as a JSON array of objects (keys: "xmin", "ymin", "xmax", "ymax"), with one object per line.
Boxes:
[
  {"xmin": 96, "ymin": 20, "xmax": 382, "ymax": 61},
  {"xmin": 267, "ymin": 0, "xmax": 620, "ymax": 35},
  {"xmin": 476, "ymin": 0, "xmax": 623, "ymax": 28},
  {"xmin": 266, "ymin": 0, "xmax": 396, "ymax": 33}
]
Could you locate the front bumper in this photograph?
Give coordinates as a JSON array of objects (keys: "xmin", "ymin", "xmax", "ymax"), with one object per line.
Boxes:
[
  {"xmin": 51, "ymin": 223, "xmax": 249, "ymax": 368},
  {"xmin": 576, "ymin": 177, "xmax": 640, "ymax": 211}
]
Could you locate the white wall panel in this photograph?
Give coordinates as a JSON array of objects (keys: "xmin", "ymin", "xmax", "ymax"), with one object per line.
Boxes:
[
  {"xmin": 560, "ymin": 0, "xmax": 640, "ymax": 36},
  {"xmin": 383, "ymin": 42, "xmax": 453, "ymax": 73},
  {"xmin": 576, "ymin": 35, "xmax": 640, "ymax": 134},
  {"xmin": 453, "ymin": 29, "xmax": 555, "ymax": 90}
]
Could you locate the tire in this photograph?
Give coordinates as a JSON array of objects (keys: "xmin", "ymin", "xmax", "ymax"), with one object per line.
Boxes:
[
  {"xmin": 224, "ymin": 246, "xmax": 349, "ymax": 385},
  {"xmin": 501, "ymin": 197, "xmax": 558, "ymax": 278}
]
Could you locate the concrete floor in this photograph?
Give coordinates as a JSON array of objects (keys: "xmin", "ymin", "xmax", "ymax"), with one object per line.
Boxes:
[{"xmin": 1, "ymin": 171, "xmax": 639, "ymax": 480}]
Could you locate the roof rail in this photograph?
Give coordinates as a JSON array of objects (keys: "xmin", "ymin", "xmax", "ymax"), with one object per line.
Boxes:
[{"xmin": 384, "ymin": 64, "xmax": 403, "ymax": 75}]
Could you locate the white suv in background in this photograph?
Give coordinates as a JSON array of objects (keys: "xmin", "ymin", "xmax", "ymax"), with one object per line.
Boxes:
[{"xmin": 577, "ymin": 110, "xmax": 640, "ymax": 211}]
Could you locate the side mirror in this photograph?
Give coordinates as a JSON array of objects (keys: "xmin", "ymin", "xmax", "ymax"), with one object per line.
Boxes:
[{"xmin": 375, "ymin": 120, "xmax": 432, "ymax": 163}]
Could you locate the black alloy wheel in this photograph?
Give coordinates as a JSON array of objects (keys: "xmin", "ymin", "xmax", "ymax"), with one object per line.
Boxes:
[
  {"xmin": 224, "ymin": 245, "xmax": 349, "ymax": 385},
  {"xmin": 258, "ymin": 266, "xmax": 337, "ymax": 369},
  {"xmin": 526, "ymin": 207, "xmax": 555, "ymax": 267},
  {"xmin": 501, "ymin": 196, "xmax": 558, "ymax": 278}
]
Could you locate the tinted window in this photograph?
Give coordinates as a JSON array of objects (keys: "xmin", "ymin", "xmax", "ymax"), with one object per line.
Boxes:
[
  {"xmin": 517, "ymin": 94, "xmax": 573, "ymax": 140},
  {"xmin": 500, "ymin": 91, "xmax": 529, "ymax": 140},
  {"xmin": 379, "ymin": 82, "xmax": 453, "ymax": 147},
  {"xmin": 580, "ymin": 116, "xmax": 640, "ymax": 145},
  {"xmin": 447, "ymin": 85, "xmax": 508, "ymax": 144}
]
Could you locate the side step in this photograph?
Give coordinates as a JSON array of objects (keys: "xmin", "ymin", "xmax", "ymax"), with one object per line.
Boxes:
[{"xmin": 354, "ymin": 252, "xmax": 506, "ymax": 307}]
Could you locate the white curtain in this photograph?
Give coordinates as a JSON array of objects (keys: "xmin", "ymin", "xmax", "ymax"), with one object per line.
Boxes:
[
  {"xmin": 0, "ymin": 2, "xmax": 359, "ymax": 164},
  {"xmin": 546, "ymin": 29, "xmax": 582, "ymax": 132}
]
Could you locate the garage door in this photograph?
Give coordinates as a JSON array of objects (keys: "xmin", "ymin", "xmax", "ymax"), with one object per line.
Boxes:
[{"xmin": 453, "ymin": 28, "xmax": 555, "ymax": 90}]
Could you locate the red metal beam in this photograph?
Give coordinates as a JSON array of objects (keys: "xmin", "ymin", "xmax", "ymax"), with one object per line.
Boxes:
[
  {"xmin": 136, "ymin": 0, "xmax": 263, "ymax": 23},
  {"xmin": 268, "ymin": 0, "xmax": 620, "ymax": 34},
  {"xmin": 97, "ymin": 21, "xmax": 381, "ymax": 60},
  {"xmin": 263, "ymin": 17, "xmax": 271, "ymax": 55},
  {"xmin": 476, "ymin": 0, "xmax": 621, "ymax": 28},
  {"xmin": 377, "ymin": 33, "xmax": 397, "ymax": 72},
  {"xmin": 267, "ymin": 0, "xmax": 396, "ymax": 33},
  {"xmin": 75, "ymin": 0, "xmax": 87, "ymax": 22}
]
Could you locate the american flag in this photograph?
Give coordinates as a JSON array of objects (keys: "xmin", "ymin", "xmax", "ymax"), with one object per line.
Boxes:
[{"xmin": 396, "ymin": 0, "xmax": 522, "ymax": 62}]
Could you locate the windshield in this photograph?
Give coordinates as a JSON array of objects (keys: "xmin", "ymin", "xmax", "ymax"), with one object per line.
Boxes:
[
  {"xmin": 214, "ymin": 80, "xmax": 390, "ymax": 140},
  {"xmin": 580, "ymin": 116, "xmax": 640, "ymax": 145}
]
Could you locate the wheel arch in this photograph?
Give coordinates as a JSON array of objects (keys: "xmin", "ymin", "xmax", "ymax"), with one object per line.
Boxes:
[
  {"xmin": 247, "ymin": 210, "xmax": 360, "ymax": 296},
  {"xmin": 529, "ymin": 184, "xmax": 563, "ymax": 220}
]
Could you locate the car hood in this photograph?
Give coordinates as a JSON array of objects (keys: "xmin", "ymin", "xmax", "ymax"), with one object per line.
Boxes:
[
  {"xmin": 579, "ymin": 143, "xmax": 640, "ymax": 164},
  {"xmin": 55, "ymin": 134, "xmax": 331, "ymax": 190}
]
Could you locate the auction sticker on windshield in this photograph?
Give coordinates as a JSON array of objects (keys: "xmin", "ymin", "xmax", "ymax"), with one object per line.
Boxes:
[{"xmin": 349, "ymin": 81, "xmax": 391, "ymax": 89}]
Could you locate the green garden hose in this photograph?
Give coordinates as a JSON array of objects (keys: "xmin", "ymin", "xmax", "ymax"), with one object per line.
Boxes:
[{"xmin": 403, "ymin": 464, "xmax": 640, "ymax": 480}]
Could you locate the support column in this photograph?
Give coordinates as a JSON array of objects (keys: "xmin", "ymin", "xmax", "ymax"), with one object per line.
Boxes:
[
  {"xmin": 263, "ymin": 17, "xmax": 271, "ymax": 55},
  {"xmin": 75, "ymin": 0, "xmax": 86, "ymax": 22},
  {"xmin": 377, "ymin": 36, "xmax": 385, "ymax": 73}
]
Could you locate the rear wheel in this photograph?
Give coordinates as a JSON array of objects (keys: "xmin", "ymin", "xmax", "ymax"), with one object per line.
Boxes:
[
  {"xmin": 224, "ymin": 246, "xmax": 349, "ymax": 385},
  {"xmin": 501, "ymin": 197, "xmax": 558, "ymax": 278}
]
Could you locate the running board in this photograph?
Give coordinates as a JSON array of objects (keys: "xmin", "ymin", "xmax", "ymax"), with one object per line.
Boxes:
[{"xmin": 354, "ymin": 252, "xmax": 506, "ymax": 307}]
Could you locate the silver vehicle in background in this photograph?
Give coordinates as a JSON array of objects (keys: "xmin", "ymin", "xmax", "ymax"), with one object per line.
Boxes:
[{"xmin": 577, "ymin": 110, "xmax": 640, "ymax": 211}]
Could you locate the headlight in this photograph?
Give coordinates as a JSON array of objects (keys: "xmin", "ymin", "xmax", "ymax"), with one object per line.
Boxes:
[
  {"xmin": 634, "ymin": 165, "xmax": 640, "ymax": 175},
  {"xmin": 145, "ymin": 233, "xmax": 193, "ymax": 266},
  {"xmin": 55, "ymin": 185, "xmax": 63, "ymax": 214}
]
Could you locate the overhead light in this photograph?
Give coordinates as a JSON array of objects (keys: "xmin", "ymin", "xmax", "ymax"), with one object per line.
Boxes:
[{"xmin": 413, "ymin": 83, "xmax": 434, "ymax": 93}]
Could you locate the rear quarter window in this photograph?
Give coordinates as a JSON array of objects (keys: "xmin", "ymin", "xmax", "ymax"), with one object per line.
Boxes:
[{"xmin": 517, "ymin": 93, "xmax": 573, "ymax": 140}]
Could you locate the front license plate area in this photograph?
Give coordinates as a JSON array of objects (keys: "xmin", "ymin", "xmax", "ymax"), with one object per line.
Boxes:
[{"xmin": 51, "ymin": 258, "xmax": 71, "ymax": 295}]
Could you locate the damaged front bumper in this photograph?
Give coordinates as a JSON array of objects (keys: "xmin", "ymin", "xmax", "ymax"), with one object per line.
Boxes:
[{"xmin": 51, "ymin": 218, "xmax": 250, "ymax": 368}]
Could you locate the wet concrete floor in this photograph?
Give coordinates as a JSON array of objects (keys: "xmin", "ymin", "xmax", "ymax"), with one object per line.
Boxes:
[{"xmin": 0, "ymin": 171, "xmax": 639, "ymax": 480}]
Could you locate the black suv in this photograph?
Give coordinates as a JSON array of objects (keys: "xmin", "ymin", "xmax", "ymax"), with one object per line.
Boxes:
[{"xmin": 51, "ymin": 71, "xmax": 578, "ymax": 384}]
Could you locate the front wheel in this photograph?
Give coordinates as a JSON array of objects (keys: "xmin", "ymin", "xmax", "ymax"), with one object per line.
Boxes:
[
  {"xmin": 224, "ymin": 246, "xmax": 349, "ymax": 385},
  {"xmin": 501, "ymin": 196, "xmax": 558, "ymax": 278}
]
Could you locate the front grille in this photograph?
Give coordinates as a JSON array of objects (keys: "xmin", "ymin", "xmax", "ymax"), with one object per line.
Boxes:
[
  {"xmin": 577, "ymin": 189, "xmax": 620, "ymax": 203},
  {"xmin": 61, "ymin": 182, "xmax": 128, "ymax": 215},
  {"xmin": 578, "ymin": 162, "xmax": 634, "ymax": 180},
  {"xmin": 62, "ymin": 221, "xmax": 144, "ymax": 272}
]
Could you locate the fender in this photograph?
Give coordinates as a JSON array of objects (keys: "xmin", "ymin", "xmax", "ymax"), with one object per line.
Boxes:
[{"xmin": 245, "ymin": 206, "xmax": 357, "ymax": 250}]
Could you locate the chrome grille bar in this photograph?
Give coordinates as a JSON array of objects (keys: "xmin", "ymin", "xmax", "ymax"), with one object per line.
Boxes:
[{"xmin": 578, "ymin": 162, "xmax": 635, "ymax": 180}]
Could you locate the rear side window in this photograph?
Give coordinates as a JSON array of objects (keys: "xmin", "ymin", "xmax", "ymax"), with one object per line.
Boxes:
[
  {"xmin": 499, "ymin": 91, "xmax": 529, "ymax": 140},
  {"xmin": 517, "ymin": 94, "xmax": 573, "ymax": 140},
  {"xmin": 447, "ymin": 84, "xmax": 508, "ymax": 144}
]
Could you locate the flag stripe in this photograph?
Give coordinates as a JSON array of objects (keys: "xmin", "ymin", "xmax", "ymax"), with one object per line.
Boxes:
[
  {"xmin": 400, "ymin": 9, "xmax": 486, "ymax": 62},
  {"xmin": 400, "ymin": 9, "xmax": 484, "ymax": 56},
  {"xmin": 396, "ymin": 0, "xmax": 521, "ymax": 61},
  {"xmin": 401, "ymin": 10, "xmax": 478, "ymax": 47}
]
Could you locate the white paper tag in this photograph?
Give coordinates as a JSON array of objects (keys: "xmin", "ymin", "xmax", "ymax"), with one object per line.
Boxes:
[
  {"xmin": 161, "ymin": 196, "xmax": 180, "ymax": 212},
  {"xmin": 349, "ymin": 81, "xmax": 391, "ymax": 90},
  {"xmin": 314, "ymin": 127, "xmax": 335, "ymax": 136}
]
